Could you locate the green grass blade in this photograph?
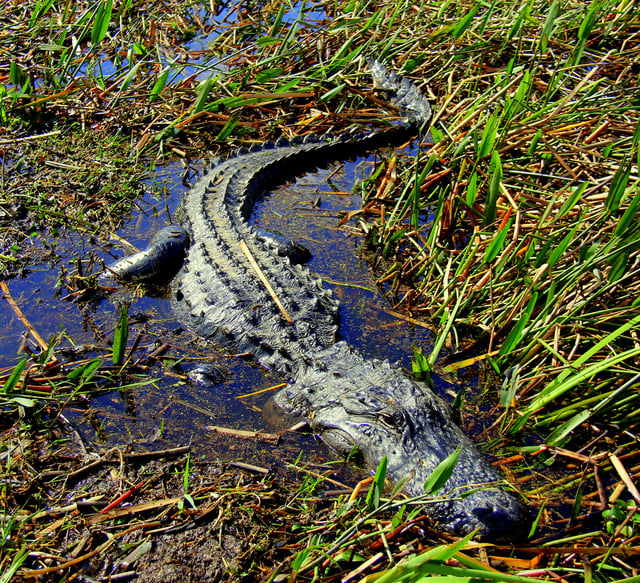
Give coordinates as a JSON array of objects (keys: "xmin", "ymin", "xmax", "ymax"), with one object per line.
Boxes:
[
  {"xmin": 499, "ymin": 292, "xmax": 538, "ymax": 357},
  {"xmin": 525, "ymin": 344, "xmax": 640, "ymax": 416},
  {"xmin": 607, "ymin": 248, "xmax": 630, "ymax": 283},
  {"xmin": 29, "ymin": 0, "xmax": 56, "ymax": 27},
  {"xmin": 484, "ymin": 219, "xmax": 511, "ymax": 263},
  {"xmin": 476, "ymin": 112, "xmax": 499, "ymax": 159},
  {"xmin": 558, "ymin": 182, "xmax": 588, "ymax": 218},
  {"xmin": 418, "ymin": 562, "xmax": 551, "ymax": 582},
  {"xmin": 9, "ymin": 62, "xmax": 25, "ymax": 87},
  {"xmin": 505, "ymin": 69, "xmax": 533, "ymax": 119},
  {"xmin": 360, "ymin": 8, "xmax": 383, "ymax": 35},
  {"xmin": 547, "ymin": 223, "xmax": 580, "ymax": 268},
  {"xmin": 606, "ymin": 156, "xmax": 633, "ymax": 213},
  {"xmin": 67, "ymin": 357, "xmax": 103, "ymax": 382},
  {"xmin": 319, "ymin": 82, "xmax": 345, "ymax": 103},
  {"xmin": 507, "ymin": 0, "xmax": 533, "ymax": 41},
  {"xmin": 499, "ymin": 365, "xmax": 520, "ymax": 408},
  {"xmin": 91, "ymin": 0, "xmax": 113, "ymax": 45},
  {"xmin": 112, "ymin": 304, "xmax": 129, "ymax": 366},
  {"xmin": 3, "ymin": 358, "xmax": 28, "ymax": 394},
  {"xmin": 545, "ymin": 373, "xmax": 640, "ymax": 444},
  {"xmin": 527, "ymin": 127, "xmax": 543, "ymax": 156},
  {"xmin": 412, "ymin": 346, "xmax": 431, "ymax": 382},
  {"xmin": 120, "ymin": 61, "xmax": 142, "ymax": 92},
  {"xmin": 453, "ymin": 6, "xmax": 479, "ymax": 39},
  {"xmin": 217, "ymin": 117, "xmax": 238, "ymax": 141},
  {"xmin": 276, "ymin": 0, "xmax": 304, "ymax": 56},
  {"xmin": 540, "ymin": 0, "xmax": 559, "ymax": 53},
  {"xmin": 373, "ymin": 531, "xmax": 477, "ymax": 583},
  {"xmin": 0, "ymin": 545, "xmax": 30, "ymax": 583},
  {"xmin": 149, "ymin": 67, "xmax": 170, "ymax": 103},
  {"xmin": 429, "ymin": 280, "xmax": 469, "ymax": 366},
  {"xmin": 255, "ymin": 67, "xmax": 284, "ymax": 84},
  {"xmin": 268, "ymin": 2, "xmax": 286, "ymax": 38},
  {"xmin": 614, "ymin": 190, "xmax": 640, "ymax": 238},
  {"xmin": 192, "ymin": 76, "xmax": 214, "ymax": 114},
  {"xmin": 366, "ymin": 456, "xmax": 387, "ymax": 511},
  {"xmin": 572, "ymin": 1, "xmax": 600, "ymax": 65},
  {"xmin": 423, "ymin": 447, "xmax": 461, "ymax": 494},
  {"xmin": 483, "ymin": 150, "xmax": 502, "ymax": 227},
  {"xmin": 465, "ymin": 172, "xmax": 478, "ymax": 206}
]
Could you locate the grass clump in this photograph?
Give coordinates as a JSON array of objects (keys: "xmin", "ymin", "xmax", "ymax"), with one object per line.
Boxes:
[{"xmin": 1, "ymin": 129, "xmax": 152, "ymax": 278}]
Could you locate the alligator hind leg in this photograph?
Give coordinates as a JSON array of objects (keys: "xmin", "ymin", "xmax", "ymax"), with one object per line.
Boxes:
[
  {"xmin": 255, "ymin": 229, "xmax": 312, "ymax": 264},
  {"xmin": 104, "ymin": 225, "xmax": 190, "ymax": 283}
]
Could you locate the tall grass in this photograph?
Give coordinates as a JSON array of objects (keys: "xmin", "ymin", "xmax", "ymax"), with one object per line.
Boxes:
[{"xmin": 356, "ymin": 0, "xmax": 640, "ymax": 446}]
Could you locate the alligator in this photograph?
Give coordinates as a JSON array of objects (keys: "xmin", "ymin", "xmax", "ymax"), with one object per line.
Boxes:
[{"xmin": 107, "ymin": 60, "xmax": 527, "ymax": 539}]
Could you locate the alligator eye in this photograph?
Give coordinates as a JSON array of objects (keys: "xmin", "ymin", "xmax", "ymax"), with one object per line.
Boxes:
[{"xmin": 176, "ymin": 290, "xmax": 184, "ymax": 301}]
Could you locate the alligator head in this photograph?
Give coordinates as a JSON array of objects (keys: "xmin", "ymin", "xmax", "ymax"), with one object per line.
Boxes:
[{"xmin": 276, "ymin": 341, "xmax": 529, "ymax": 540}]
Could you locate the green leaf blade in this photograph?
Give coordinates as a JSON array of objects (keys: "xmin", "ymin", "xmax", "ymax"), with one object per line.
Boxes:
[
  {"xmin": 92, "ymin": 0, "xmax": 113, "ymax": 45},
  {"xmin": 424, "ymin": 448, "xmax": 462, "ymax": 494}
]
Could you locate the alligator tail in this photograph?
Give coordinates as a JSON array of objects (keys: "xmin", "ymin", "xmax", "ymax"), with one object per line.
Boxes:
[{"xmin": 367, "ymin": 58, "xmax": 432, "ymax": 126}]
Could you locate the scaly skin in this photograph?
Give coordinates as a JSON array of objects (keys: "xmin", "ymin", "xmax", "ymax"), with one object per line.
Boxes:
[{"xmin": 111, "ymin": 61, "xmax": 527, "ymax": 539}]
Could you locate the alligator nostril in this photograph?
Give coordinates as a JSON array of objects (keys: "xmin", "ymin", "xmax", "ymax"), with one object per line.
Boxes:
[{"xmin": 471, "ymin": 500, "xmax": 529, "ymax": 540}]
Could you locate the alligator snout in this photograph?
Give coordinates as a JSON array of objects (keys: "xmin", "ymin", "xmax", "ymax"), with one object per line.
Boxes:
[{"xmin": 444, "ymin": 486, "xmax": 529, "ymax": 540}]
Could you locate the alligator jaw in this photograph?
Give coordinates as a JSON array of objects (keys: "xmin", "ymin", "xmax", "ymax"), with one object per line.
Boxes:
[{"xmin": 311, "ymin": 418, "xmax": 528, "ymax": 539}]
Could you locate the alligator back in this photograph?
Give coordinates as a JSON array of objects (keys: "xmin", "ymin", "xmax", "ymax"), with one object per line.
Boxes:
[{"xmin": 171, "ymin": 56, "xmax": 433, "ymax": 370}]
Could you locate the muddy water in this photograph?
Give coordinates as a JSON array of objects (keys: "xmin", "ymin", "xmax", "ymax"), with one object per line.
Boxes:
[{"xmin": 0, "ymin": 155, "xmax": 442, "ymax": 478}]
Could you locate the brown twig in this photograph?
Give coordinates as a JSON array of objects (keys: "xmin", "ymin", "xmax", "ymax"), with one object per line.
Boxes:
[
  {"xmin": 18, "ymin": 522, "xmax": 159, "ymax": 577},
  {"xmin": 235, "ymin": 382, "xmax": 287, "ymax": 399},
  {"xmin": 240, "ymin": 239, "xmax": 293, "ymax": 324},
  {"xmin": 0, "ymin": 281, "xmax": 51, "ymax": 355},
  {"xmin": 206, "ymin": 424, "xmax": 280, "ymax": 444}
]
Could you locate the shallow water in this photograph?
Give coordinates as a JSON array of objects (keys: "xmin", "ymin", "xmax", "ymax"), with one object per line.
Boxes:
[{"xmin": 0, "ymin": 0, "xmax": 441, "ymax": 476}]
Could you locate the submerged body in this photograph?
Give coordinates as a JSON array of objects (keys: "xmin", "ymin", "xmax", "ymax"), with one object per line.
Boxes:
[{"xmin": 112, "ymin": 61, "xmax": 526, "ymax": 538}]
